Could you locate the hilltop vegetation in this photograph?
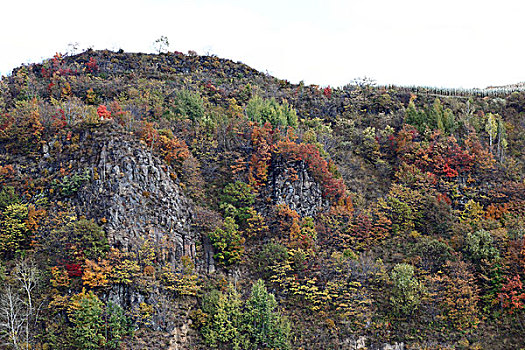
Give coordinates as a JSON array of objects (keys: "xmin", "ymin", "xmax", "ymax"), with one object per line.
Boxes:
[{"xmin": 0, "ymin": 49, "xmax": 524, "ymax": 349}]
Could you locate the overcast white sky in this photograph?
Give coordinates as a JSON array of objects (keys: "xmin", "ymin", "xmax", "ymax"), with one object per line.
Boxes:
[{"xmin": 1, "ymin": 0, "xmax": 524, "ymax": 88}]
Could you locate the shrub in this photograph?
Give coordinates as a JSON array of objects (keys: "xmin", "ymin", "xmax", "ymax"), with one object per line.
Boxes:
[
  {"xmin": 0, "ymin": 203, "xmax": 30, "ymax": 258},
  {"xmin": 0, "ymin": 99, "xmax": 44, "ymax": 153},
  {"xmin": 68, "ymin": 290, "xmax": 132, "ymax": 349},
  {"xmin": 199, "ymin": 281, "xmax": 290, "ymax": 350},
  {"xmin": 245, "ymin": 96, "xmax": 297, "ymax": 128},
  {"xmin": 52, "ymin": 169, "xmax": 90, "ymax": 197},
  {"xmin": 390, "ymin": 263, "xmax": 424, "ymax": 317},
  {"xmin": 0, "ymin": 186, "xmax": 20, "ymax": 210},
  {"xmin": 208, "ymin": 217, "xmax": 245, "ymax": 266},
  {"xmin": 219, "ymin": 181, "xmax": 256, "ymax": 226},
  {"xmin": 96, "ymin": 105, "xmax": 111, "ymax": 120},
  {"xmin": 171, "ymin": 89, "xmax": 205, "ymax": 122},
  {"xmin": 464, "ymin": 229, "xmax": 500, "ymax": 263},
  {"xmin": 255, "ymin": 242, "xmax": 289, "ymax": 279},
  {"xmin": 57, "ymin": 218, "xmax": 109, "ymax": 260},
  {"xmin": 411, "ymin": 237, "xmax": 453, "ymax": 273},
  {"xmin": 200, "ymin": 284, "xmax": 243, "ymax": 349}
]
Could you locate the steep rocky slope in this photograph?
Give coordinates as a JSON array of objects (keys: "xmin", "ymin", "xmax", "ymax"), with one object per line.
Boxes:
[{"xmin": 0, "ymin": 50, "xmax": 524, "ymax": 349}]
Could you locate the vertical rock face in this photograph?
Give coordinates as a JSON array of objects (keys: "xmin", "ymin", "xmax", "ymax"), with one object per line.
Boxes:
[
  {"xmin": 262, "ymin": 157, "xmax": 329, "ymax": 217},
  {"xmin": 69, "ymin": 125, "xmax": 195, "ymax": 264}
]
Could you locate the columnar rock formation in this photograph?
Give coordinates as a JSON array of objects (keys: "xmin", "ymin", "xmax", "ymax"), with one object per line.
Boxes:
[
  {"xmin": 73, "ymin": 125, "xmax": 195, "ymax": 263},
  {"xmin": 262, "ymin": 157, "xmax": 329, "ymax": 217}
]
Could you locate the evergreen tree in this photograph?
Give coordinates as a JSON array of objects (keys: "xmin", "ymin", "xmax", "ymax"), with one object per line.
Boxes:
[
  {"xmin": 68, "ymin": 290, "xmax": 106, "ymax": 350},
  {"xmin": 243, "ymin": 279, "xmax": 291, "ymax": 350},
  {"xmin": 201, "ymin": 284, "xmax": 243, "ymax": 349}
]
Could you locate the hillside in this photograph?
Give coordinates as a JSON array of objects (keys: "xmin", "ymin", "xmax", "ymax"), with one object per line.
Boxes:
[{"xmin": 0, "ymin": 49, "xmax": 524, "ymax": 350}]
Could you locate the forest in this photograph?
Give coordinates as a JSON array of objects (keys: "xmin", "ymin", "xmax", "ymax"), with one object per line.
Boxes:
[{"xmin": 0, "ymin": 49, "xmax": 524, "ymax": 349}]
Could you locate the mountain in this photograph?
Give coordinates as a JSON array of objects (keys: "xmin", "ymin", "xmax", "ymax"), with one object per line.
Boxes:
[{"xmin": 0, "ymin": 49, "xmax": 524, "ymax": 349}]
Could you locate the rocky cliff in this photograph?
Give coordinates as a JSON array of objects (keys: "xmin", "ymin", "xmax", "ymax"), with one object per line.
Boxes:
[
  {"xmin": 13, "ymin": 122, "xmax": 196, "ymax": 265},
  {"xmin": 261, "ymin": 157, "xmax": 329, "ymax": 217},
  {"xmin": 74, "ymin": 124, "xmax": 195, "ymax": 263}
]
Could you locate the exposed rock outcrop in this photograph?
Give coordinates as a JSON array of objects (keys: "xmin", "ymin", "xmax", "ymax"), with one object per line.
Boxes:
[
  {"xmin": 342, "ymin": 336, "xmax": 404, "ymax": 350},
  {"xmin": 14, "ymin": 123, "xmax": 197, "ymax": 265},
  {"xmin": 261, "ymin": 157, "xmax": 329, "ymax": 217},
  {"xmin": 71, "ymin": 124, "xmax": 195, "ymax": 264}
]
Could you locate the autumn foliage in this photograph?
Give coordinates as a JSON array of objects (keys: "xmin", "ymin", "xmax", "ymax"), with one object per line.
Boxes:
[
  {"xmin": 138, "ymin": 122, "xmax": 190, "ymax": 173},
  {"xmin": 248, "ymin": 123, "xmax": 348, "ymax": 203},
  {"xmin": 0, "ymin": 49, "xmax": 524, "ymax": 350},
  {"xmin": 97, "ymin": 105, "xmax": 112, "ymax": 120}
]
